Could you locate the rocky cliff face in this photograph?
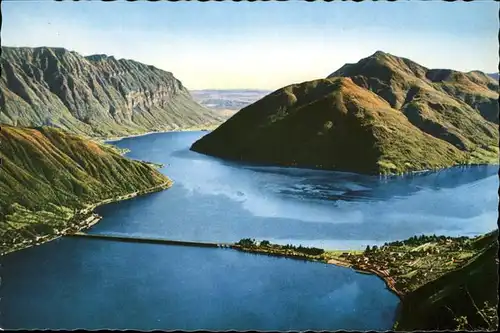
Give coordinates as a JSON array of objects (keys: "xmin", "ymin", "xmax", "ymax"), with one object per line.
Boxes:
[
  {"xmin": 191, "ymin": 51, "xmax": 498, "ymax": 175},
  {"xmin": 0, "ymin": 47, "xmax": 222, "ymax": 138}
]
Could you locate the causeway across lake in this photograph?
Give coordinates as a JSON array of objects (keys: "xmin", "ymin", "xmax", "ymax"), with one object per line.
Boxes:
[{"xmin": 1, "ymin": 131, "xmax": 497, "ymax": 330}]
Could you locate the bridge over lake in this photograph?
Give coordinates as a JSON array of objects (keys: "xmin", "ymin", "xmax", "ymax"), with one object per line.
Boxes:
[{"xmin": 68, "ymin": 232, "xmax": 234, "ymax": 248}]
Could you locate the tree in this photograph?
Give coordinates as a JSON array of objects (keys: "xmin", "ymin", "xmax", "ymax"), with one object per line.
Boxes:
[
  {"xmin": 260, "ymin": 240, "xmax": 270, "ymax": 247},
  {"xmin": 365, "ymin": 245, "xmax": 371, "ymax": 253},
  {"xmin": 237, "ymin": 238, "xmax": 256, "ymax": 247}
]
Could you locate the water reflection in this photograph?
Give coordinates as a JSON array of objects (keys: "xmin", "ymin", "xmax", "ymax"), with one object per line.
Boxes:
[{"xmin": 93, "ymin": 131, "xmax": 498, "ymax": 249}]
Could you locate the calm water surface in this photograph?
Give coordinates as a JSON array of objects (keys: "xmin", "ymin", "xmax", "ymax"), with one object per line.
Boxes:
[
  {"xmin": 1, "ymin": 238, "xmax": 398, "ymax": 330},
  {"xmin": 96, "ymin": 131, "xmax": 498, "ymax": 249},
  {"xmin": 1, "ymin": 131, "xmax": 497, "ymax": 330}
]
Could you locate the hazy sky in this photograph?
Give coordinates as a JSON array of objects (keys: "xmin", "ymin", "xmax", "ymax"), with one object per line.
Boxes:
[{"xmin": 2, "ymin": 0, "xmax": 498, "ymax": 90}]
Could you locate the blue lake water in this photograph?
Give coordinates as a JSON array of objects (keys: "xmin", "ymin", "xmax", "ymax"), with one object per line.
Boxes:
[
  {"xmin": 1, "ymin": 131, "xmax": 497, "ymax": 330},
  {"xmin": 96, "ymin": 131, "xmax": 498, "ymax": 249},
  {"xmin": 1, "ymin": 238, "xmax": 398, "ymax": 330}
]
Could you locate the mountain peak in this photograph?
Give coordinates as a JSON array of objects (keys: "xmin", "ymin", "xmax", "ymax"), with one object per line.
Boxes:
[
  {"xmin": 327, "ymin": 51, "xmax": 426, "ymax": 80},
  {"xmin": 371, "ymin": 50, "xmax": 391, "ymax": 58},
  {"xmin": 1, "ymin": 46, "xmax": 79, "ymax": 64},
  {"xmin": 35, "ymin": 46, "xmax": 68, "ymax": 52},
  {"xmin": 85, "ymin": 54, "xmax": 112, "ymax": 61},
  {"xmin": 192, "ymin": 52, "xmax": 498, "ymax": 175}
]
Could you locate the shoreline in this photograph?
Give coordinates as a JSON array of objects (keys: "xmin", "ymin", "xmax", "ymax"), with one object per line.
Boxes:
[
  {"xmin": 0, "ymin": 214, "xmax": 103, "ymax": 257},
  {"xmin": 188, "ymin": 149, "xmax": 498, "ymax": 178},
  {"xmin": 232, "ymin": 245, "xmax": 404, "ymax": 299},
  {"xmin": 352, "ymin": 265, "xmax": 404, "ymax": 298},
  {"xmin": 101, "ymin": 127, "xmax": 497, "ymax": 178},
  {"xmin": 101, "ymin": 123, "xmax": 220, "ymax": 143},
  {"xmin": 78, "ymin": 180, "xmax": 172, "ymax": 214},
  {"xmin": 103, "ymin": 130, "xmax": 170, "ymax": 143},
  {"xmin": 1, "ymin": 181, "xmax": 172, "ymax": 256}
]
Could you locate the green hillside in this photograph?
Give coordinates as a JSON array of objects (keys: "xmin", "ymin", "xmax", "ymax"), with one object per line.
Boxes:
[
  {"xmin": 0, "ymin": 125, "xmax": 172, "ymax": 254},
  {"xmin": 192, "ymin": 51, "xmax": 498, "ymax": 175},
  {"xmin": 395, "ymin": 230, "xmax": 499, "ymax": 331}
]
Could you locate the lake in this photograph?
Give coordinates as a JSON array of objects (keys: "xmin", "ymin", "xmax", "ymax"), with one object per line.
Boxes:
[
  {"xmin": 1, "ymin": 131, "xmax": 497, "ymax": 330},
  {"xmin": 96, "ymin": 131, "xmax": 498, "ymax": 249},
  {"xmin": 1, "ymin": 238, "xmax": 398, "ymax": 330}
]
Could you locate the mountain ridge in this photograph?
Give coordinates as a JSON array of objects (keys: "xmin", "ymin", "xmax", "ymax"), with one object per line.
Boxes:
[
  {"xmin": 0, "ymin": 46, "xmax": 222, "ymax": 138},
  {"xmin": 191, "ymin": 51, "xmax": 498, "ymax": 175}
]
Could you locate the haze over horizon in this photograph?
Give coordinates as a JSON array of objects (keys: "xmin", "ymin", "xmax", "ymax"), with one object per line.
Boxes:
[{"xmin": 2, "ymin": 0, "xmax": 498, "ymax": 90}]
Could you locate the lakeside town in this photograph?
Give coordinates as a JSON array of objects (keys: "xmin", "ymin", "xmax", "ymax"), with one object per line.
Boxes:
[
  {"xmin": 233, "ymin": 231, "xmax": 498, "ymax": 297},
  {"xmin": 1, "ymin": 0, "xmax": 498, "ymax": 331},
  {"xmin": 0, "ymin": 180, "xmax": 172, "ymax": 256},
  {"xmin": 0, "ymin": 212, "xmax": 102, "ymax": 256}
]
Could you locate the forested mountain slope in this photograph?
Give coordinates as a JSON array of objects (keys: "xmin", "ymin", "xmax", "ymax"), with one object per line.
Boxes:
[
  {"xmin": 192, "ymin": 51, "xmax": 498, "ymax": 175},
  {"xmin": 0, "ymin": 125, "xmax": 172, "ymax": 254}
]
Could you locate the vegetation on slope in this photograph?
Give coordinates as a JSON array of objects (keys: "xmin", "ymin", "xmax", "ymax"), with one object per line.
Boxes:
[
  {"xmin": 0, "ymin": 46, "xmax": 223, "ymax": 138},
  {"xmin": 234, "ymin": 238, "xmax": 325, "ymax": 259},
  {"xmin": 0, "ymin": 125, "xmax": 172, "ymax": 254},
  {"xmin": 327, "ymin": 232, "xmax": 497, "ymax": 294},
  {"xmin": 234, "ymin": 230, "xmax": 498, "ymax": 331},
  {"xmin": 394, "ymin": 230, "xmax": 499, "ymax": 331},
  {"xmin": 192, "ymin": 51, "xmax": 498, "ymax": 175},
  {"xmin": 235, "ymin": 232, "xmax": 497, "ymax": 291}
]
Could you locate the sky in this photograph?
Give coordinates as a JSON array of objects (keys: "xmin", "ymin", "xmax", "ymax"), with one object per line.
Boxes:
[{"xmin": 1, "ymin": 0, "xmax": 498, "ymax": 90}]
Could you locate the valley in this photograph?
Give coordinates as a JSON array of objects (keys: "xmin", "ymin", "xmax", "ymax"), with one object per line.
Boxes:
[{"xmin": 1, "ymin": 3, "xmax": 498, "ymax": 329}]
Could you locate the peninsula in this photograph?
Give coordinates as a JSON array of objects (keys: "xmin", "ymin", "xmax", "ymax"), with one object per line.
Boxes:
[
  {"xmin": 232, "ymin": 230, "xmax": 498, "ymax": 331},
  {"xmin": 0, "ymin": 125, "xmax": 173, "ymax": 255},
  {"xmin": 191, "ymin": 51, "xmax": 498, "ymax": 175}
]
